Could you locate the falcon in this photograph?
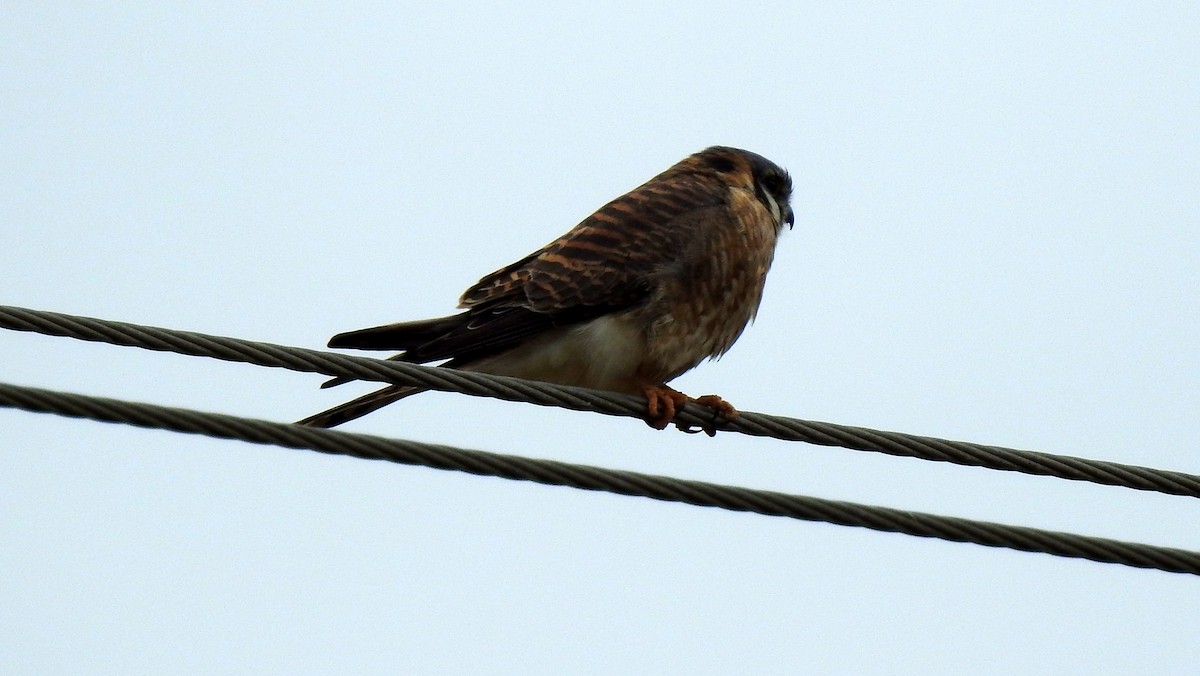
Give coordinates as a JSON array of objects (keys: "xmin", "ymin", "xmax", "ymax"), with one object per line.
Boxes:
[{"xmin": 298, "ymin": 146, "xmax": 794, "ymax": 432}]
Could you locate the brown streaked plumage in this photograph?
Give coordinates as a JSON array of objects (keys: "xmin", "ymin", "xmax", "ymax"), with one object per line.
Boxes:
[{"xmin": 297, "ymin": 146, "xmax": 794, "ymax": 432}]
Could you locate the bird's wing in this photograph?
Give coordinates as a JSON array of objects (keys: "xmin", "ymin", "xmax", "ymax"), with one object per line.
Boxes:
[
  {"xmin": 326, "ymin": 164, "xmax": 729, "ymax": 369},
  {"xmin": 460, "ymin": 165, "xmax": 728, "ymax": 313}
]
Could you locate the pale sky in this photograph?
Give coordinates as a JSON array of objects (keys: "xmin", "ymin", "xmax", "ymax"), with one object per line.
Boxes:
[{"xmin": 3, "ymin": 3, "xmax": 1198, "ymax": 674}]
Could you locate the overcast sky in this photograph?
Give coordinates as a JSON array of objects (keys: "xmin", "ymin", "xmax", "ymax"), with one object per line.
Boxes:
[{"xmin": 3, "ymin": 3, "xmax": 1198, "ymax": 674}]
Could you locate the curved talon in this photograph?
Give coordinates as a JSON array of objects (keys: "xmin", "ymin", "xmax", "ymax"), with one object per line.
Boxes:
[{"xmin": 675, "ymin": 394, "xmax": 739, "ymax": 436}]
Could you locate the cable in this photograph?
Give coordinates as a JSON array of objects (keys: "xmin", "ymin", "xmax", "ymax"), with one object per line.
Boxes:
[
  {"xmin": 2, "ymin": 380, "xmax": 1197, "ymax": 576},
  {"xmin": 2, "ymin": 304, "xmax": 1198, "ymax": 499}
]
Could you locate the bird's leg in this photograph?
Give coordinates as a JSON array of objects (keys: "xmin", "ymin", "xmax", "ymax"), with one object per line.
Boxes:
[
  {"xmin": 641, "ymin": 384, "xmax": 690, "ymax": 430},
  {"xmin": 640, "ymin": 386, "xmax": 739, "ymax": 436}
]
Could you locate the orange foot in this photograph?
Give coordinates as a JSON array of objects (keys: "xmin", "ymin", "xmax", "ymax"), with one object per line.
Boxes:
[
  {"xmin": 640, "ymin": 386, "xmax": 740, "ymax": 436},
  {"xmin": 641, "ymin": 384, "xmax": 690, "ymax": 430}
]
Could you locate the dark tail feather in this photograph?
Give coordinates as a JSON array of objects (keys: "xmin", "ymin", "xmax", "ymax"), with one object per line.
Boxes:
[
  {"xmin": 319, "ymin": 314, "xmax": 468, "ymax": 389},
  {"xmin": 304, "ymin": 313, "xmax": 477, "ymax": 423},
  {"xmin": 328, "ymin": 314, "xmax": 466, "ymax": 350},
  {"xmin": 295, "ymin": 384, "xmax": 425, "ymax": 428},
  {"xmin": 319, "ymin": 353, "xmax": 408, "ymax": 390}
]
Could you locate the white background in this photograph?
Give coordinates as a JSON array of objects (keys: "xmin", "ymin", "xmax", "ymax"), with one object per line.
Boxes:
[{"xmin": 3, "ymin": 3, "xmax": 1198, "ymax": 674}]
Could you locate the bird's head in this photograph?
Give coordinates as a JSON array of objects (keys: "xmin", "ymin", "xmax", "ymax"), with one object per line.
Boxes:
[{"xmin": 694, "ymin": 146, "xmax": 794, "ymax": 230}]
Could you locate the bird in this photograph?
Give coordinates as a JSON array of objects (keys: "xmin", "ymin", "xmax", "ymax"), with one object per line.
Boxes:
[{"xmin": 297, "ymin": 145, "xmax": 794, "ymax": 433}]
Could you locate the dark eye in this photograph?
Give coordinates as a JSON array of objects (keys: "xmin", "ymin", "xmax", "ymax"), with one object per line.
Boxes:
[{"xmin": 761, "ymin": 174, "xmax": 784, "ymax": 193}]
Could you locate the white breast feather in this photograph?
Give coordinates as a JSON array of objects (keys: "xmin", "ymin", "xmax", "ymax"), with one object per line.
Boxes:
[{"xmin": 469, "ymin": 313, "xmax": 645, "ymax": 392}]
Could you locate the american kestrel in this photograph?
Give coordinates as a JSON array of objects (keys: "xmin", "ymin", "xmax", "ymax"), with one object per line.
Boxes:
[{"xmin": 298, "ymin": 146, "xmax": 794, "ymax": 432}]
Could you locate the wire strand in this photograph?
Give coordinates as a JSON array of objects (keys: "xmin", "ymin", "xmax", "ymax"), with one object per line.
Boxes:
[
  {"xmin": 2, "ymin": 380, "xmax": 1197, "ymax": 576},
  {"xmin": 1, "ymin": 304, "xmax": 1198, "ymax": 499}
]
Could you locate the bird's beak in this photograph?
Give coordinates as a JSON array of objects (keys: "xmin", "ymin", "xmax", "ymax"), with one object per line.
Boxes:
[{"xmin": 784, "ymin": 206, "xmax": 795, "ymax": 230}]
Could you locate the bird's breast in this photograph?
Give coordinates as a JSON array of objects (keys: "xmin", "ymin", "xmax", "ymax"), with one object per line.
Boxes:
[{"xmin": 640, "ymin": 193, "xmax": 780, "ymax": 382}]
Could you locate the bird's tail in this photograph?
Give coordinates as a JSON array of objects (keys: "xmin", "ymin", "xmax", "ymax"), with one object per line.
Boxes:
[
  {"xmin": 318, "ymin": 353, "xmax": 408, "ymax": 390},
  {"xmin": 295, "ymin": 384, "xmax": 425, "ymax": 428},
  {"xmin": 315, "ymin": 314, "xmax": 467, "ymax": 389},
  {"xmin": 299, "ymin": 313, "xmax": 473, "ymax": 426}
]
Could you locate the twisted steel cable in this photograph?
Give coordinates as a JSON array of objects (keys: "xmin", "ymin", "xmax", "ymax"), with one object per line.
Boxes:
[
  {"xmin": 2, "ymin": 381, "xmax": 1197, "ymax": 576},
  {"xmin": 2, "ymin": 304, "xmax": 1199, "ymax": 499}
]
